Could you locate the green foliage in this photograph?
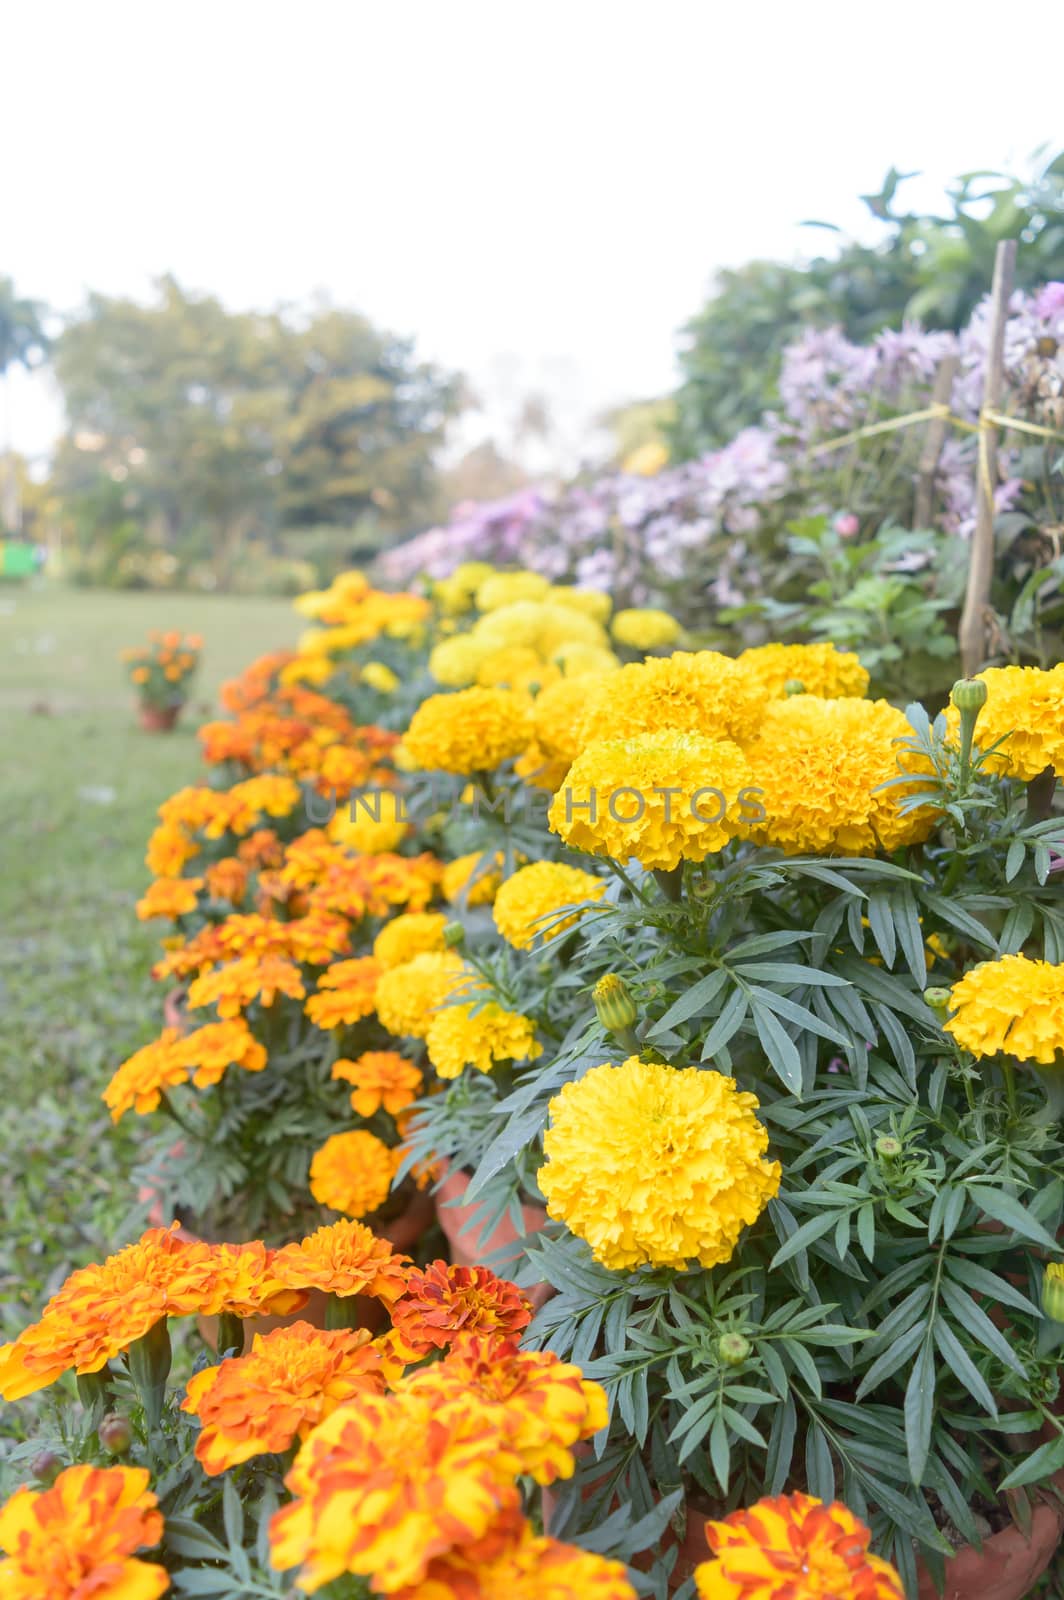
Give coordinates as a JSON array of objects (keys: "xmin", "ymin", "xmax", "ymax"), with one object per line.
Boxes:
[{"xmin": 670, "ymin": 151, "xmax": 1064, "ymax": 455}]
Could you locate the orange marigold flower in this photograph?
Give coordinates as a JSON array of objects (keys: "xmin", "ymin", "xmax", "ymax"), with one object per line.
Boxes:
[
  {"xmin": 694, "ymin": 1492, "xmax": 904, "ymax": 1600},
  {"xmin": 187, "ymin": 953, "xmax": 305, "ymax": 1018},
  {"xmin": 331, "ymin": 1052, "xmax": 422, "ymax": 1117},
  {"xmin": 135, "ymin": 877, "xmax": 203, "ymax": 921},
  {"xmin": 309, "ymin": 1131, "xmax": 400, "ymax": 1218},
  {"xmin": 237, "ymin": 827, "xmax": 284, "ymax": 868},
  {"xmin": 145, "ymin": 821, "xmax": 201, "ymax": 878},
  {"xmin": 182, "ymin": 1321, "xmax": 388, "ymax": 1475},
  {"xmin": 103, "ymin": 1029, "xmax": 191, "ymax": 1121},
  {"xmin": 390, "ymin": 1262, "xmax": 531, "ymax": 1356},
  {"xmin": 269, "ymin": 1387, "xmax": 523, "ymax": 1593},
  {"xmin": 0, "ymin": 1463, "xmax": 168, "ymax": 1600},
  {"xmin": 178, "ymin": 1019, "xmax": 267, "ymax": 1088},
  {"xmin": 272, "ymin": 1219, "xmax": 411, "ymax": 1304},
  {"xmin": 204, "ymin": 857, "xmax": 248, "ymax": 904},
  {"xmin": 389, "ymin": 1508, "xmax": 636, "ymax": 1600},
  {"xmin": 304, "ymin": 957, "xmax": 383, "ymax": 1030},
  {"xmin": 406, "ymin": 1335, "xmax": 607, "ymax": 1486}
]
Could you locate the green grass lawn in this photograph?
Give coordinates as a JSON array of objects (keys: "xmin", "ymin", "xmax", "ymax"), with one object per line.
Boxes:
[{"xmin": 0, "ymin": 584, "xmax": 298, "ymax": 1442}]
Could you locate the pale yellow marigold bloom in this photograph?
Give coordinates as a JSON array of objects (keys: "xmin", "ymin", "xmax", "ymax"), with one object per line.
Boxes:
[
  {"xmin": 374, "ymin": 950, "xmax": 469, "ymax": 1039},
  {"xmin": 552, "ymin": 641, "xmax": 622, "ymax": 677},
  {"xmin": 473, "ymin": 600, "xmax": 609, "ymax": 660},
  {"xmin": 493, "ymin": 861, "xmax": 607, "ymax": 950},
  {"xmin": 533, "ymin": 675, "xmax": 608, "ymax": 764},
  {"xmin": 539, "ymin": 1058, "xmax": 781, "ymax": 1270},
  {"xmin": 373, "ymin": 912, "xmax": 449, "ymax": 970},
  {"xmin": 441, "ymin": 851, "xmax": 505, "ymax": 907},
  {"xmin": 737, "ymin": 642, "xmax": 869, "ymax": 702},
  {"xmin": 611, "ymin": 608, "xmax": 682, "ymax": 652},
  {"xmin": 329, "ymin": 791, "xmax": 409, "ymax": 855},
  {"xmin": 403, "ymin": 687, "xmax": 533, "ymax": 774},
  {"xmin": 745, "ymin": 696, "xmax": 938, "ymax": 856},
  {"xmin": 426, "ymin": 1001, "xmax": 542, "ymax": 1079},
  {"xmin": 574, "ymin": 651, "xmax": 762, "ymax": 751},
  {"xmin": 550, "ymin": 731, "xmax": 754, "ymax": 871},
  {"xmin": 943, "ymin": 663, "xmax": 1064, "ymax": 781},
  {"xmin": 428, "ymin": 635, "xmax": 495, "ymax": 687},
  {"xmin": 547, "ymin": 586, "xmax": 613, "ymax": 623},
  {"xmin": 361, "ymin": 661, "xmax": 399, "ymax": 693},
  {"xmin": 944, "ymin": 954, "xmax": 1064, "ymax": 1065},
  {"xmin": 475, "ymin": 570, "xmax": 552, "ymax": 611},
  {"xmin": 475, "ymin": 645, "xmax": 560, "ymax": 694}
]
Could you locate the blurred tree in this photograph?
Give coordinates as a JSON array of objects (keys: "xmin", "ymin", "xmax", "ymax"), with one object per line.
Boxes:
[
  {"xmin": 670, "ymin": 150, "xmax": 1064, "ymax": 456},
  {"xmin": 0, "ymin": 275, "xmax": 50, "ymax": 532},
  {"xmin": 51, "ymin": 278, "xmax": 461, "ymax": 585}
]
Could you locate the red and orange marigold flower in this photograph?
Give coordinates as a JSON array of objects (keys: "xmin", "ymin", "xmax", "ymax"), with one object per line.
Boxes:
[
  {"xmin": 389, "ymin": 1508, "xmax": 636, "ymax": 1600},
  {"xmin": 390, "ymin": 1262, "xmax": 532, "ymax": 1356},
  {"xmin": 693, "ymin": 1493, "xmax": 904, "ymax": 1600},
  {"xmin": 182, "ymin": 1321, "xmax": 388, "ymax": 1474},
  {"xmin": 0, "ymin": 1464, "xmax": 168, "ymax": 1600},
  {"xmin": 271, "ymin": 1219, "xmax": 411, "ymax": 1304},
  {"xmin": 269, "ymin": 1386, "xmax": 524, "ymax": 1593},
  {"xmin": 104, "ymin": 1020, "xmax": 267, "ymax": 1119}
]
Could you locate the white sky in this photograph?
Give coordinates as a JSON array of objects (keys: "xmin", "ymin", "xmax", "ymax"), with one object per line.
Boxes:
[{"xmin": 4, "ymin": 0, "xmax": 1062, "ymax": 470}]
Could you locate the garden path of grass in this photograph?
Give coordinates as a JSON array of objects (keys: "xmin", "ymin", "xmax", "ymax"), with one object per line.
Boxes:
[{"xmin": 0, "ymin": 585, "xmax": 297, "ymax": 1451}]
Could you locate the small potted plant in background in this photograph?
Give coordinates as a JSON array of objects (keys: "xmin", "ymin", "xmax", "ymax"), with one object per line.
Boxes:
[{"xmin": 122, "ymin": 630, "xmax": 202, "ymax": 731}]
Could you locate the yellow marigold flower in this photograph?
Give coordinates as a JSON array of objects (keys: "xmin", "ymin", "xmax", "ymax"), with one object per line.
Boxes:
[
  {"xmin": 362, "ymin": 660, "xmax": 399, "ymax": 693},
  {"xmin": 429, "ymin": 635, "xmax": 495, "ymax": 687},
  {"xmin": 405, "ymin": 1334, "xmax": 607, "ymax": 1486},
  {"xmin": 552, "ymin": 641, "xmax": 622, "ymax": 676},
  {"xmin": 329, "ymin": 791, "xmax": 409, "ymax": 855},
  {"xmin": 549, "ymin": 731, "xmax": 753, "ymax": 871},
  {"xmin": 442, "ymin": 850, "xmax": 504, "ymax": 907},
  {"xmin": 103, "ymin": 1029, "xmax": 191, "ymax": 1120},
  {"xmin": 575, "ymin": 651, "xmax": 762, "ymax": 749},
  {"xmin": 611, "ymin": 607, "xmax": 682, "ymax": 652},
  {"xmin": 332, "ymin": 1051, "xmax": 422, "ymax": 1116},
  {"xmin": 475, "ymin": 644, "xmax": 560, "ymax": 694},
  {"xmin": 538, "ymin": 1059, "xmax": 780, "ymax": 1271},
  {"xmin": 269, "ymin": 1387, "xmax": 523, "ymax": 1594},
  {"xmin": 493, "ymin": 861, "xmax": 607, "ymax": 949},
  {"xmin": 694, "ymin": 1492, "xmax": 903, "ymax": 1600},
  {"xmin": 0, "ymin": 1464, "xmax": 168, "ymax": 1600},
  {"xmin": 373, "ymin": 911, "xmax": 449, "ymax": 969},
  {"xmin": 549, "ymin": 585, "xmax": 613, "ymax": 624},
  {"xmin": 272, "ymin": 1219, "xmax": 411, "ymax": 1304},
  {"xmin": 391, "ymin": 1263, "xmax": 532, "ymax": 1356},
  {"xmin": 533, "ymin": 675, "xmax": 607, "ymax": 764},
  {"xmin": 944, "ymin": 954, "xmax": 1064, "ymax": 1064},
  {"xmin": 942, "ymin": 663, "xmax": 1064, "ymax": 781},
  {"xmin": 182, "ymin": 1321, "xmax": 388, "ymax": 1475},
  {"xmin": 389, "ymin": 1511, "xmax": 636, "ymax": 1600},
  {"xmin": 0, "ymin": 1227, "xmax": 304, "ymax": 1400},
  {"xmin": 738, "ymin": 642, "xmax": 869, "ymax": 702},
  {"xmin": 187, "ymin": 953, "xmax": 305, "ymax": 1018},
  {"xmin": 476, "ymin": 570, "xmax": 551, "ymax": 611},
  {"xmin": 474, "ymin": 600, "xmax": 609, "ymax": 660},
  {"xmin": 309, "ymin": 1130, "xmax": 400, "ymax": 1218},
  {"xmin": 515, "ymin": 742, "xmax": 573, "ymax": 793},
  {"xmin": 304, "ymin": 957, "xmax": 383, "ymax": 1031},
  {"xmin": 375, "ymin": 950, "xmax": 468, "ymax": 1040},
  {"xmin": 280, "ymin": 654, "xmax": 336, "ymax": 687},
  {"xmin": 426, "ymin": 1001, "xmax": 541, "ymax": 1079},
  {"xmin": 135, "ymin": 876, "xmax": 203, "ymax": 921},
  {"xmin": 403, "ymin": 686, "xmax": 532, "ymax": 775},
  {"xmin": 745, "ymin": 697, "xmax": 938, "ymax": 856}
]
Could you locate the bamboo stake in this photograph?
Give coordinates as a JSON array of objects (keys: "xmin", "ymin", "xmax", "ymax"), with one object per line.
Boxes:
[
  {"xmin": 958, "ymin": 239, "xmax": 1017, "ymax": 677},
  {"xmin": 913, "ymin": 354, "xmax": 958, "ymax": 530}
]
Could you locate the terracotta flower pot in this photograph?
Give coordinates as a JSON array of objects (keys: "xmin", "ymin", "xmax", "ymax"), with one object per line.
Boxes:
[
  {"xmin": 434, "ymin": 1162, "xmax": 554, "ymax": 1309},
  {"xmin": 138, "ymin": 703, "xmax": 182, "ymax": 732}
]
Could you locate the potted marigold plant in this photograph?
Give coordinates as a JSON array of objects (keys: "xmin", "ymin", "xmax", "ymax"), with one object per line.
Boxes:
[{"xmin": 122, "ymin": 630, "xmax": 202, "ymax": 731}]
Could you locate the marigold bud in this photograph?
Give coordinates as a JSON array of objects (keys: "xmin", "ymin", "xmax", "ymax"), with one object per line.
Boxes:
[
  {"xmin": 718, "ymin": 1332, "xmax": 752, "ymax": 1365},
  {"xmin": 594, "ymin": 973, "xmax": 638, "ymax": 1034},
  {"xmin": 875, "ymin": 1135, "xmax": 902, "ymax": 1160},
  {"xmin": 923, "ymin": 986, "xmax": 951, "ymax": 1016},
  {"xmin": 951, "ymin": 678, "xmax": 989, "ymax": 714},
  {"xmin": 442, "ymin": 920, "xmax": 466, "ymax": 949},
  {"xmin": 783, "ymin": 678, "xmax": 806, "ymax": 697},
  {"xmin": 1043, "ymin": 1262, "xmax": 1064, "ymax": 1324},
  {"xmin": 30, "ymin": 1450, "xmax": 63, "ymax": 1485},
  {"xmin": 98, "ymin": 1412, "xmax": 134, "ymax": 1455}
]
